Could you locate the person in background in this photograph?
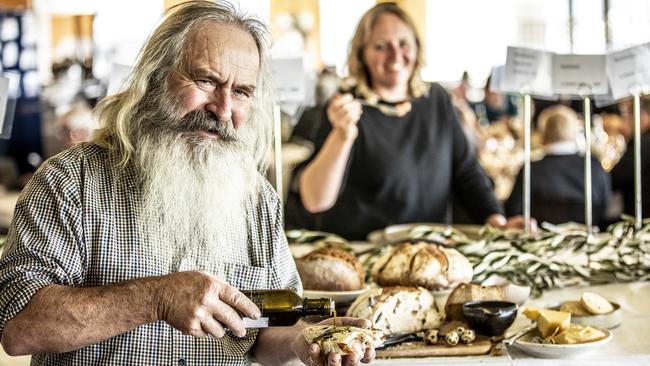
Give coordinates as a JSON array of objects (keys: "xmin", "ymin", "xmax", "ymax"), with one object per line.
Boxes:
[
  {"xmin": 506, "ymin": 105, "xmax": 611, "ymax": 227},
  {"xmin": 452, "ymin": 70, "xmax": 471, "ymax": 105},
  {"xmin": 611, "ymin": 96, "xmax": 650, "ymax": 219},
  {"xmin": 472, "ymin": 74, "xmax": 518, "ymax": 125},
  {"xmin": 54, "ymin": 100, "xmax": 98, "ymax": 149},
  {"xmin": 0, "ymin": 2, "xmax": 374, "ymax": 365},
  {"xmin": 450, "ymin": 72, "xmax": 483, "ymax": 153},
  {"xmin": 290, "ymin": 66, "xmax": 340, "ymax": 144},
  {"xmin": 295, "ymin": 2, "xmax": 530, "ymax": 240}
]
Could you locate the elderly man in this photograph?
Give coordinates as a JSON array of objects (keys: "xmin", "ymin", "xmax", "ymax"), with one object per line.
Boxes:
[{"xmin": 0, "ymin": 2, "xmax": 374, "ymax": 365}]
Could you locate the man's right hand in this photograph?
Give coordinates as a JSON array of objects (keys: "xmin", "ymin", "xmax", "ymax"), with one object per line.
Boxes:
[
  {"xmin": 154, "ymin": 271, "xmax": 261, "ymax": 338},
  {"xmin": 326, "ymin": 93, "xmax": 363, "ymax": 142}
]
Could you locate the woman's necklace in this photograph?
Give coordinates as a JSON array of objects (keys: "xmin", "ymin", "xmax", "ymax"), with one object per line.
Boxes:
[{"xmin": 340, "ymin": 78, "xmax": 413, "ymax": 117}]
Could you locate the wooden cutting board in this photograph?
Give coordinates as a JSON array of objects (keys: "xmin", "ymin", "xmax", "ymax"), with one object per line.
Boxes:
[{"xmin": 376, "ymin": 337, "xmax": 492, "ymax": 358}]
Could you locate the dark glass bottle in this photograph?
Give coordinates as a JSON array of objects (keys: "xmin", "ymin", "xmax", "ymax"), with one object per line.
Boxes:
[{"xmin": 241, "ymin": 289, "xmax": 335, "ymax": 328}]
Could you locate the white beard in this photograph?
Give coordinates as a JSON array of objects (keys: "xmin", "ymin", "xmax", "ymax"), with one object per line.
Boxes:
[{"xmin": 135, "ymin": 127, "xmax": 260, "ymax": 271}]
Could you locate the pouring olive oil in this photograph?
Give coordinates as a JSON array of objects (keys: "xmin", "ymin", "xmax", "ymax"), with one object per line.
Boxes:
[{"xmin": 242, "ymin": 289, "xmax": 335, "ymax": 328}]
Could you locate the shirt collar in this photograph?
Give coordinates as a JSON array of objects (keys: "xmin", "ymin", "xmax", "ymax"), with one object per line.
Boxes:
[{"xmin": 543, "ymin": 140, "xmax": 579, "ymax": 155}]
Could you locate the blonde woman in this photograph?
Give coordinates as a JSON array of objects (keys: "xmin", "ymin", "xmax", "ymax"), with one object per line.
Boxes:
[{"xmin": 296, "ymin": 3, "xmax": 525, "ymax": 240}]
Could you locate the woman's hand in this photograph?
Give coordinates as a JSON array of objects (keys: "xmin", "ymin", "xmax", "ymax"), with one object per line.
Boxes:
[
  {"xmin": 486, "ymin": 214, "xmax": 538, "ymax": 233},
  {"xmin": 327, "ymin": 93, "xmax": 363, "ymax": 142},
  {"xmin": 293, "ymin": 317, "xmax": 376, "ymax": 366}
]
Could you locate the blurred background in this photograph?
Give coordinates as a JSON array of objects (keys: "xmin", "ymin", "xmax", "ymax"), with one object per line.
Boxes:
[{"xmin": 0, "ymin": 0, "xmax": 647, "ymax": 224}]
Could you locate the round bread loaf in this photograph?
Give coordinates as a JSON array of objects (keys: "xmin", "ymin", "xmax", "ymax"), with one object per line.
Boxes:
[
  {"xmin": 370, "ymin": 241, "xmax": 473, "ymax": 290},
  {"xmin": 296, "ymin": 246, "xmax": 365, "ymax": 291},
  {"xmin": 346, "ymin": 286, "xmax": 442, "ymax": 335}
]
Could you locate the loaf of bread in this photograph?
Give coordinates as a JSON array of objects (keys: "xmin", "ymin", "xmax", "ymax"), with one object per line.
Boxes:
[
  {"xmin": 444, "ymin": 283, "xmax": 506, "ymax": 321},
  {"xmin": 346, "ymin": 286, "xmax": 442, "ymax": 335},
  {"xmin": 369, "ymin": 241, "xmax": 473, "ymax": 290},
  {"xmin": 296, "ymin": 246, "xmax": 365, "ymax": 291}
]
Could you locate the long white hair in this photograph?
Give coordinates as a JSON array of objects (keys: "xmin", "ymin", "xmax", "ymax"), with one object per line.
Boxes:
[
  {"xmin": 93, "ymin": 1, "xmax": 275, "ymax": 268},
  {"xmin": 93, "ymin": 0, "xmax": 274, "ymax": 173}
]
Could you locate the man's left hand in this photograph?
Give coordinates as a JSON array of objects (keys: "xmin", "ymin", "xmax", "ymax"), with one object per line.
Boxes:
[{"xmin": 292, "ymin": 317, "xmax": 376, "ymax": 366}]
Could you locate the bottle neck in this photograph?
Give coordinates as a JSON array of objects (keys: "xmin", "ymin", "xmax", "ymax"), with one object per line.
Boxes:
[{"xmin": 303, "ymin": 297, "xmax": 335, "ymax": 316}]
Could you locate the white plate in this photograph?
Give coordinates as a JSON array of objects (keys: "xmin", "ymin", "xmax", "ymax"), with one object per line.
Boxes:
[
  {"xmin": 303, "ymin": 287, "xmax": 367, "ymax": 305},
  {"xmin": 547, "ymin": 302, "xmax": 623, "ymax": 329},
  {"xmin": 512, "ymin": 327, "xmax": 612, "ymax": 358}
]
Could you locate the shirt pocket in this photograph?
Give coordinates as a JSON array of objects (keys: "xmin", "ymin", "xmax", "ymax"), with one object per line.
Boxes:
[{"xmin": 219, "ymin": 261, "xmax": 271, "ymax": 291}]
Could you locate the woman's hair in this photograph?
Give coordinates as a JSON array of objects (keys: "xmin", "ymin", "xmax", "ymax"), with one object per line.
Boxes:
[
  {"xmin": 347, "ymin": 2, "xmax": 427, "ymax": 99},
  {"xmin": 93, "ymin": 0, "xmax": 274, "ymax": 172},
  {"xmin": 538, "ymin": 105, "xmax": 579, "ymax": 145}
]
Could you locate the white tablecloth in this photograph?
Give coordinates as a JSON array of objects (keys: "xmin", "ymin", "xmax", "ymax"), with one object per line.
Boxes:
[{"xmin": 374, "ymin": 281, "xmax": 650, "ymax": 365}]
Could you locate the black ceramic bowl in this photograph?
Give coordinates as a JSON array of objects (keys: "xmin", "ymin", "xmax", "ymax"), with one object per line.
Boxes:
[{"xmin": 462, "ymin": 300, "xmax": 518, "ymax": 336}]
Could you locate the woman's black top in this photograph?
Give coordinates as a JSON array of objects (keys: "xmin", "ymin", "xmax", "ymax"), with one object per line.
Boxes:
[{"xmin": 291, "ymin": 83, "xmax": 502, "ymax": 240}]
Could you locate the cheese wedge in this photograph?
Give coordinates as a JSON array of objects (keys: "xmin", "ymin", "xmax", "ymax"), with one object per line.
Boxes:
[
  {"xmin": 552, "ymin": 324, "xmax": 607, "ymax": 344},
  {"xmin": 522, "ymin": 307, "xmax": 541, "ymax": 321},
  {"xmin": 560, "ymin": 300, "xmax": 591, "ymax": 316},
  {"xmin": 536, "ymin": 309, "xmax": 571, "ymax": 339}
]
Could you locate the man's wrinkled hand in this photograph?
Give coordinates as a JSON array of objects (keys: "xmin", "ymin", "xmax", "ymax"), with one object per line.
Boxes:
[{"xmin": 154, "ymin": 271, "xmax": 260, "ymax": 338}]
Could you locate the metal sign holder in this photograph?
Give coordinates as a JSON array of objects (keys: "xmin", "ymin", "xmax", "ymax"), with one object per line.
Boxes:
[
  {"xmin": 632, "ymin": 88, "xmax": 643, "ymax": 230},
  {"xmin": 522, "ymin": 93, "xmax": 532, "ymax": 235},
  {"xmin": 273, "ymin": 104, "xmax": 283, "ymax": 201}
]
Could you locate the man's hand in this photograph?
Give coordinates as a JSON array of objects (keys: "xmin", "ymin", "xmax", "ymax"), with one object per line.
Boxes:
[
  {"xmin": 293, "ymin": 317, "xmax": 376, "ymax": 366},
  {"xmin": 155, "ymin": 271, "xmax": 260, "ymax": 338},
  {"xmin": 327, "ymin": 93, "xmax": 363, "ymax": 142}
]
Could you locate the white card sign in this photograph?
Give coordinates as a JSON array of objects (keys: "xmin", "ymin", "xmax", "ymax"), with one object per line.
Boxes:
[
  {"xmin": 0, "ymin": 76, "xmax": 9, "ymax": 135},
  {"xmin": 271, "ymin": 58, "xmax": 305, "ymax": 103},
  {"xmin": 502, "ymin": 46, "xmax": 553, "ymax": 96},
  {"xmin": 552, "ymin": 54, "xmax": 609, "ymax": 95},
  {"xmin": 606, "ymin": 42, "xmax": 650, "ymax": 100}
]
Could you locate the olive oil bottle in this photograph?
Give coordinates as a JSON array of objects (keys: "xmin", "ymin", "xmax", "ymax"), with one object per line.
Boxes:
[{"xmin": 241, "ymin": 289, "xmax": 335, "ymax": 328}]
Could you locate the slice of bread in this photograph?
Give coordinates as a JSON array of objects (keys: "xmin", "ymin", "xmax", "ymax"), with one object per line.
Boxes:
[{"xmin": 580, "ymin": 292, "xmax": 614, "ymax": 315}]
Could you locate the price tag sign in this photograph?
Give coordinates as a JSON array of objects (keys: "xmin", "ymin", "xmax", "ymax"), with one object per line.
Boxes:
[
  {"xmin": 502, "ymin": 46, "xmax": 553, "ymax": 96},
  {"xmin": 271, "ymin": 57, "xmax": 305, "ymax": 103},
  {"xmin": 606, "ymin": 42, "xmax": 650, "ymax": 100},
  {"xmin": 552, "ymin": 54, "xmax": 609, "ymax": 95}
]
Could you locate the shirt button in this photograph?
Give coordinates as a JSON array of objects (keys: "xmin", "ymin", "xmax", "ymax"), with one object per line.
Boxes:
[{"xmin": 178, "ymin": 358, "xmax": 186, "ymax": 366}]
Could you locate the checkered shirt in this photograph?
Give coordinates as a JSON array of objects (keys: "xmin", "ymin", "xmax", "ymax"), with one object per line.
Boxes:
[{"xmin": 0, "ymin": 143, "xmax": 301, "ymax": 365}]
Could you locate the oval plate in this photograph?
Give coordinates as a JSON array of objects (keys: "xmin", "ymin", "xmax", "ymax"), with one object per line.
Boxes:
[
  {"xmin": 512, "ymin": 327, "xmax": 612, "ymax": 359},
  {"xmin": 547, "ymin": 302, "xmax": 623, "ymax": 329}
]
